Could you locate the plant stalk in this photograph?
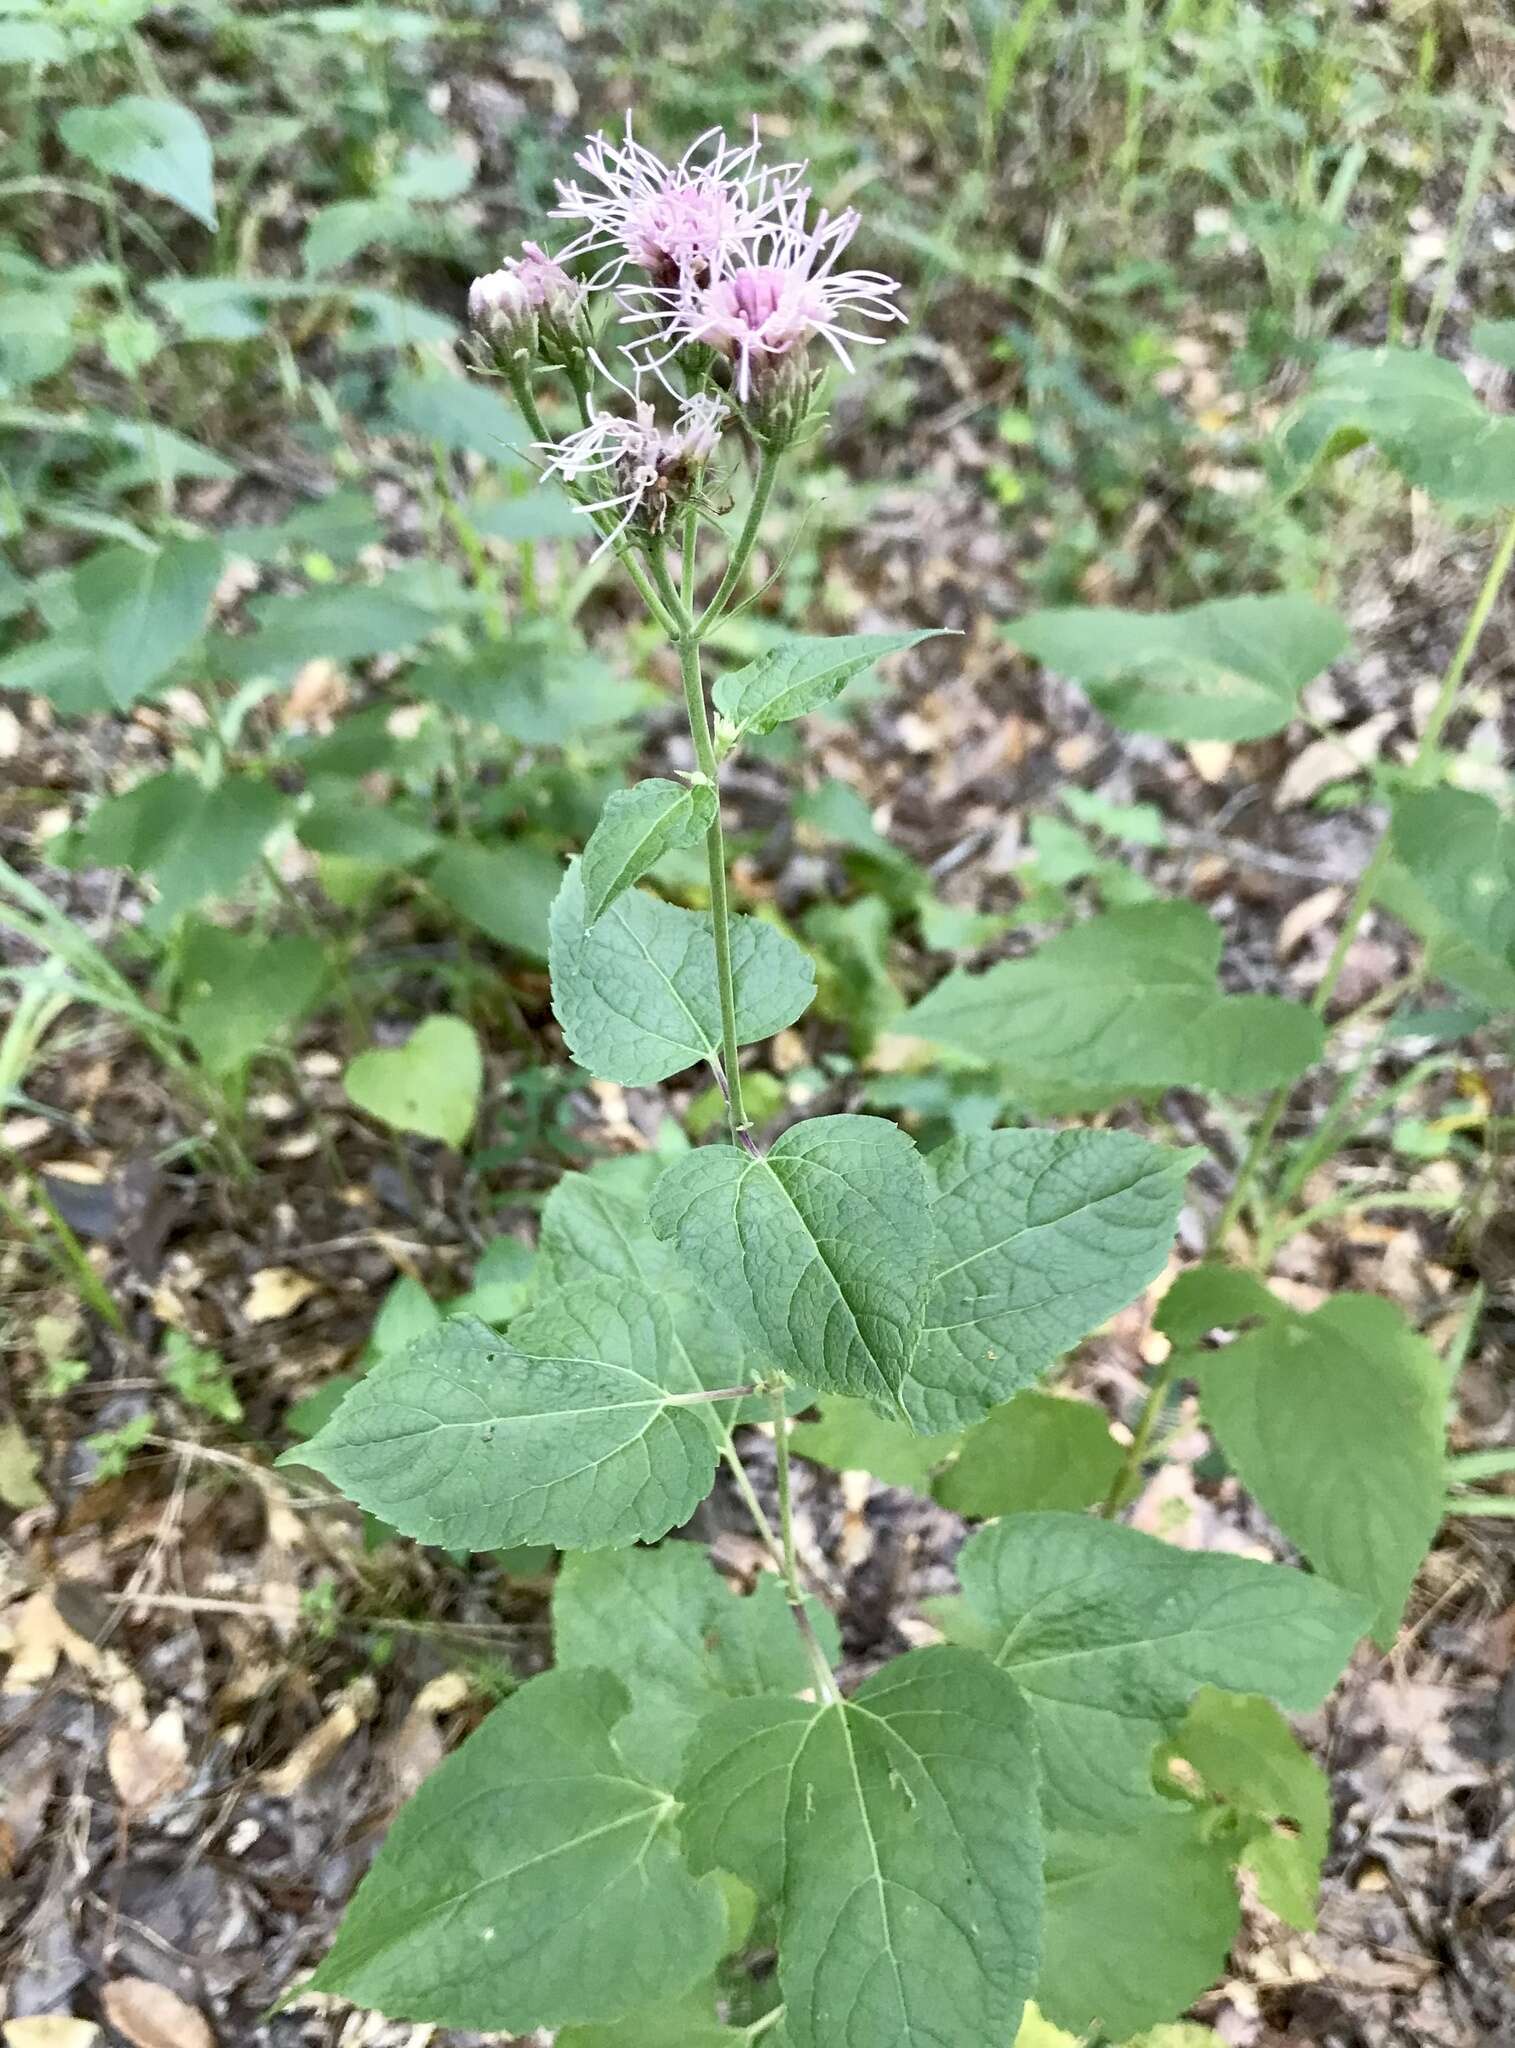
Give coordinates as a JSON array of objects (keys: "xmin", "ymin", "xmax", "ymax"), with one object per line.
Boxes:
[
  {"xmin": 769, "ymin": 1385, "xmax": 842, "ymax": 1703},
  {"xmin": 678, "ymin": 632, "xmax": 749, "ymax": 1139}
]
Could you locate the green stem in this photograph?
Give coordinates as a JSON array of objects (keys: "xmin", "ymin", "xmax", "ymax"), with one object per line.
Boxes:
[
  {"xmin": 698, "ymin": 445, "xmax": 780, "ymax": 632},
  {"xmin": 678, "ymin": 632, "xmax": 748, "ymax": 1138},
  {"xmin": 770, "ymin": 1385, "xmax": 842, "ymax": 1703}
]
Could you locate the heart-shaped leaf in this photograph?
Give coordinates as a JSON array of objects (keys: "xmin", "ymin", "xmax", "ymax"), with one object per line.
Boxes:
[
  {"xmin": 60, "ymin": 96, "xmax": 217, "ymax": 227},
  {"xmin": 344, "ymin": 1015, "xmax": 481, "ymax": 1146}
]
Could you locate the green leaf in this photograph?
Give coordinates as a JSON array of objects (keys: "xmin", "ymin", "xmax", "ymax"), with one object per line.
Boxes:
[
  {"xmin": 63, "ymin": 770, "xmax": 285, "ymax": 918},
  {"xmin": 1471, "ymin": 318, "xmax": 1515, "ymax": 372},
  {"xmin": 902, "ymin": 1128, "xmax": 1196, "ymax": 1428},
  {"xmin": 176, "ymin": 924, "xmax": 326, "ymax": 1075},
  {"xmin": 712, "ymin": 630, "xmax": 947, "ymax": 740},
  {"xmin": 649, "ymin": 1114, "xmax": 932, "ymax": 1413},
  {"xmin": 344, "ymin": 1016, "xmax": 481, "ymax": 1147},
  {"xmin": 549, "ymin": 862, "xmax": 815, "ymax": 1086},
  {"xmin": 679, "ymin": 1645, "xmax": 1043, "ymax": 2048},
  {"xmin": 582, "ymin": 778, "xmax": 718, "ymax": 925},
  {"xmin": 1038, "ymin": 1805, "xmax": 1239, "ymax": 2040},
  {"xmin": 1162, "ymin": 1688, "xmax": 1330, "ymax": 1930},
  {"xmin": 955, "ymin": 1511, "xmax": 1368, "ymax": 1830},
  {"xmin": 281, "ymin": 1289, "xmax": 719, "ymax": 1551},
  {"xmin": 296, "ymin": 802, "xmax": 439, "ymax": 867},
  {"xmin": 385, "ymin": 369, "xmax": 529, "ymax": 463},
  {"xmin": 789, "ymin": 1397, "xmax": 961, "ymax": 1493},
  {"xmin": 73, "ymin": 537, "xmax": 221, "ymax": 709},
  {"xmin": 556, "ymin": 1989, "xmax": 742, "ymax": 2048},
  {"xmin": 306, "ymin": 1665, "xmax": 725, "ymax": 2031},
  {"xmin": 427, "ymin": 838, "xmax": 561, "ymax": 961},
  {"xmin": 900, "ymin": 902, "xmax": 1324, "ymax": 1101},
  {"xmin": 59, "ymin": 97, "xmax": 217, "ymax": 228},
  {"xmin": 1193, "ymin": 1293, "xmax": 1445, "ymax": 1645},
  {"xmin": 210, "ymin": 584, "xmax": 435, "ymax": 681},
  {"xmin": 934, "ymin": 1391, "xmax": 1122, "ymax": 1518},
  {"xmin": 554, "ymin": 1543, "xmax": 838, "ymax": 1781},
  {"xmin": 1284, "ymin": 346, "xmax": 1515, "ymax": 514},
  {"xmin": 1008, "ymin": 596, "xmax": 1347, "ymax": 741},
  {"xmin": 1153, "ymin": 1264, "xmax": 1282, "ymax": 1347},
  {"xmin": 409, "ymin": 630, "xmax": 641, "ymax": 742},
  {"xmin": 1392, "ymin": 787, "xmax": 1514, "ymax": 971}
]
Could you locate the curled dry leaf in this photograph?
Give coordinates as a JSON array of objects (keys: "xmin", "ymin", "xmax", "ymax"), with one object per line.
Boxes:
[
  {"xmin": 101, "ymin": 1978, "xmax": 216, "ymax": 2048},
  {"xmin": 242, "ymin": 1267, "xmax": 320, "ymax": 1324},
  {"xmin": 107, "ymin": 1706, "xmax": 189, "ymax": 1814},
  {"xmin": 258, "ymin": 1674, "xmax": 378, "ymax": 1797}
]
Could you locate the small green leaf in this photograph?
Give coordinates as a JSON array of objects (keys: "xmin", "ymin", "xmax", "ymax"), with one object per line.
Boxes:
[
  {"xmin": 1193, "ymin": 1293, "xmax": 1445, "ymax": 1645},
  {"xmin": 900, "ymin": 902, "xmax": 1324, "ymax": 1101},
  {"xmin": 903, "ymin": 1128, "xmax": 1196, "ymax": 1428},
  {"xmin": 1162, "ymin": 1688, "xmax": 1330, "ymax": 1930},
  {"xmin": 296, "ymin": 803, "xmax": 439, "ymax": 868},
  {"xmin": 63, "ymin": 770, "xmax": 285, "ymax": 918},
  {"xmin": 281, "ymin": 1290, "xmax": 719, "ymax": 1551},
  {"xmin": 956, "ymin": 1511, "xmax": 1369, "ymax": 1830},
  {"xmin": 176, "ymin": 923, "xmax": 326, "ymax": 1076},
  {"xmin": 427, "ymin": 838, "xmax": 561, "ymax": 961},
  {"xmin": 344, "ymin": 1015, "xmax": 482, "ymax": 1147},
  {"xmin": 556, "ymin": 1989, "xmax": 742, "ymax": 2048},
  {"xmin": 307, "ymin": 1666, "xmax": 725, "ymax": 2030},
  {"xmin": 582, "ymin": 778, "xmax": 718, "ymax": 925},
  {"xmin": 649, "ymin": 1114, "xmax": 932, "ymax": 1413},
  {"xmin": 1471, "ymin": 318, "xmax": 1515, "ymax": 372},
  {"xmin": 934, "ymin": 1391, "xmax": 1122, "ymax": 1518},
  {"xmin": 1285, "ymin": 345, "xmax": 1515, "ymax": 514},
  {"xmin": 210, "ymin": 583, "xmax": 435, "ymax": 681},
  {"xmin": 385, "ymin": 369, "xmax": 529, "ymax": 462},
  {"xmin": 1154, "ymin": 1264, "xmax": 1283, "ymax": 1347},
  {"xmin": 74, "ymin": 537, "xmax": 221, "ymax": 709},
  {"xmin": 60, "ymin": 97, "xmax": 217, "ymax": 228},
  {"xmin": 1392, "ymin": 787, "xmax": 1514, "ymax": 972},
  {"xmin": 789, "ymin": 1397, "xmax": 961, "ymax": 1493},
  {"xmin": 713, "ymin": 630, "xmax": 947, "ymax": 739},
  {"xmin": 549, "ymin": 862, "xmax": 815, "ymax": 1086},
  {"xmin": 679, "ymin": 1646, "xmax": 1043, "ymax": 2048},
  {"xmin": 1009, "ymin": 596, "xmax": 1347, "ymax": 741},
  {"xmin": 554, "ymin": 1543, "xmax": 838, "ymax": 1780}
]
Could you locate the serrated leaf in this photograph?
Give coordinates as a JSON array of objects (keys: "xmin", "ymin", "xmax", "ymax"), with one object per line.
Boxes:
[
  {"xmin": 955, "ymin": 1511, "xmax": 1368, "ymax": 1830},
  {"xmin": 344, "ymin": 1015, "xmax": 481, "ymax": 1147},
  {"xmin": 649, "ymin": 1114, "xmax": 931, "ymax": 1413},
  {"xmin": 789, "ymin": 1397, "xmax": 961, "ymax": 1492},
  {"xmin": 60, "ymin": 96, "xmax": 217, "ymax": 227},
  {"xmin": 902, "ymin": 1128, "xmax": 1196, "ymax": 1428},
  {"xmin": 712, "ymin": 630, "xmax": 946, "ymax": 739},
  {"xmin": 679, "ymin": 1645, "xmax": 1042, "ymax": 2048},
  {"xmin": 280, "ymin": 1289, "xmax": 719, "ymax": 1551},
  {"xmin": 1162, "ymin": 1688, "xmax": 1329, "ymax": 1930},
  {"xmin": 1009, "ymin": 595, "xmax": 1347, "ymax": 742},
  {"xmin": 1284, "ymin": 345, "xmax": 1515, "ymax": 514},
  {"xmin": 73, "ymin": 537, "xmax": 221, "ymax": 709},
  {"xmin": 306, "ymin": 1665, "xmax": 725, "ymax": 2030},
  {"xmin": 935, "ymin": 1391, "xmax": 1122, "ymax": 1518},
  {"xmin": 582, "ymin": 778, "xmax": 718, "ymax": 926},
  {"xmin": 1193, "ymin": 1293, "xmax": 1444, "ymax": 1645},
  {"xmin": 1392, "ymin": 787, "xmax": 1514, "ymax": 971},
  {"xmin": 549, "ymin": 862, "xmax": 815, "ymax": 1086},
  {"xmin": 554, "ymin": 1543, "xmax": 839, "ymax": 1780},
  {"xmin": 1038, "ymin": 1805, "xmax": 1239, "ymax": 2040},
  {"xmin": 900, "ymin": 902, "xmax": 1324, "ymax": 1100}
]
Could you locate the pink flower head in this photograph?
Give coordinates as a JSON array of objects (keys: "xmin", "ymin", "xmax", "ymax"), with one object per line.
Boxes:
[
  {"xmin": 541, "ymin": 359, "xmax": 726, "ymax": 554},
  {"xmin": 551, "ymin": 117, "xmax": 806, "ymax": 288},
  {"xmin": 468, "ymin": 241, "xmax": 585, "ymax": 346},
  {"xmin": 626, "ymin": 202, "xmax": 903, "ymax": 402}
]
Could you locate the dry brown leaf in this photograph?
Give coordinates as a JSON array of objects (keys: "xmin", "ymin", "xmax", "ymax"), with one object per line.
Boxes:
[
  {"xmin": 101, "ymin": 1978, "xmax": 216, "ymax": 2048},
  {"xmin": 1277, "ymin": 886, "xmax": 1346, "ymax": 959},
  {"xmin": 0, "ymin": 1419, "xmax": 46, "ymax": 1509},
  {"xmin": 242, "ymin": 1267, "xmax": 319, "ymax": 1324},
  {"xmin": 281, "ymin": 657, "xmax": 348, "ymax": 732},
  {"xmin": 1274, "ymin": 738, "xmax": 1359, "ymax": 809},
  {"xmin": 1186, "ymin": 740, "xmax": 1234, "ymax": 784},
  {"xmin": 3, "ymin": 2022, "xmax": 102, "ymax": 2048},
  {"xmin": 258, "ymin": 1674, "xmax": 378, "ymax": 1796},
  {"xmin": 107, "ymin": 1707, "xmax": 189, "ymax": 1814},
  {"xmin": 1, "ymin": 1589, "xmax": 146, "ymax": 1719}
]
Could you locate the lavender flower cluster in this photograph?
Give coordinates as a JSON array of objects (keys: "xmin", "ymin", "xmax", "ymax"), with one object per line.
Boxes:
[{"xmin": 468, "ymin": 119, "xmax": 902, "ymax": 552}]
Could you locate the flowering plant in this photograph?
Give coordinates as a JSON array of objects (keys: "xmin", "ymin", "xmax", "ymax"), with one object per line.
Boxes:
[{"xmin": 281, "ymin": 117, "xmax": 1496, "ymax": 2048}]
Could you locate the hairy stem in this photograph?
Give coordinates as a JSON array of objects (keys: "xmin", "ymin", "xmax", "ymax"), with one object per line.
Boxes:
[
  {"xmin": 699, "ymin": 443, "xmax": 780, "ymax": 631},
  {"xmin": 678, "ymin": 631, "xmax": 749, "ymax": 1138}
]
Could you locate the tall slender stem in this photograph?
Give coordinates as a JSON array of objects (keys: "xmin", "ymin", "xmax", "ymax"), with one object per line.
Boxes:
[
  {"xmin": 770, "ymin": 1386, "xmax": 842, "ymax": 1703},
  {"xmin": 1107, "ymin": 506, "xmax": 1515, "ymax": 1516},
  {"xmin": 678, "ymin": 632, "xmax": 749, "ymax": 1138},
  {"xmin": 699, "ymin": 445, "xmax": 780, "ymax": 632}
]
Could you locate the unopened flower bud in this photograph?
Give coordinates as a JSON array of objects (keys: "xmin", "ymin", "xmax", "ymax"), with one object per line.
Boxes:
[{"xmin": 468, "ymin": 242, "xmax": 590, "ymax": 367}]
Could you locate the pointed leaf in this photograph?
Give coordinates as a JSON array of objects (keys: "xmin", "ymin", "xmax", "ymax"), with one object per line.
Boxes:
[
  {"xmin": 955, "ymin": 1511, "xmax": 1368, "ymax": 1830},
  {"xmin": 713, "ymin": 630, "xmax": 947, "ymax": 739},
  {"xmin": 554, "ymin": 1543, "xmax": 838, "ymax": 1781},
  {"xmin": 1193, "ymin": 1293, "xmax": 1445, "ymax": 1645},
  {"xmin": 903, "ymin": 1128, "xmax": 1196, "ymax": 1428},
  {"xmin": 582, "ymin": 777, "xmax": 718, "ymax": 925},
  {"xmin": 649, "ymin": 1114, "xmax": 932, "ymax": 1412},
  {"xmin": 1008, "ymin": 596, "xmax": 1347, "ymax": 741},
  {"xmin": 549, "ymin": 862, "xmax": 815, "ymax": 1086},
  {"xmin": 934, "ymin": 1391, "xmax": 1122, "ymax": 1518},
  {"xmin": 278, "ymin": 1288, "xmax": 719, "ymax": 1550},
  {"xmin": 60, "ymin": 96, "xmax": 217, "ymax": 227},
  {"xmin": 306, "ymin": 1666, "xmax": 725, "ymax": 2030},
  {"xmin": 74, "ymin": 536, "xmax": 221, "ymax": 709},
  {"xmin": 900, "ymin": 902, "xmax": 1323, "ymax": 1099},
  {"xmin": 679, "ymin": 1645, "xmax": 1043, "ymax": 2048}
]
